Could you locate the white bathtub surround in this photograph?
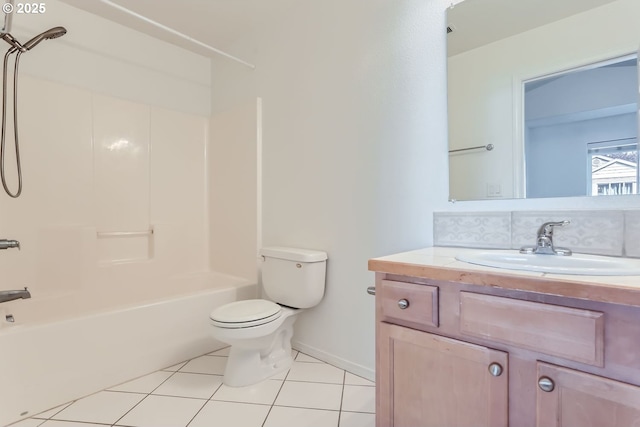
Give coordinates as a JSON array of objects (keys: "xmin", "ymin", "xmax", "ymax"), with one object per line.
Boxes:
[
  {"xmin": 208, "ymin": 99, "xmax": 262, "ymax": 283},
  {"xmin": 0, "ymin": 73, "xmax": 211, "ymax": 303},
  {"xmin": 0, "ymin": 273, "xmax": 257, "ymax": 427},
  {"xmin": 0, "ymin": 26, "xmax": 213, "ymax": 426},
  {"xmin": 434, "ymin": 209, "xmax": 640, "ymax": 258},
  {"xmin": 11, "ymin": 349, "xmax": 375, "ymax": 427}
]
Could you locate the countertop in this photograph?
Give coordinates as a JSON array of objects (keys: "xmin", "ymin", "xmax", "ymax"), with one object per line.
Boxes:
[{"xmin": 368, "ymin": 247, "xmax": 640, "ymax": 307}]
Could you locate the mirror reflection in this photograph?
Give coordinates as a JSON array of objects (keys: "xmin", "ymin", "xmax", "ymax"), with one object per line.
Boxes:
[{"xmin": 447, "ymin": 0, "xmax": 640, "ymax": 201}]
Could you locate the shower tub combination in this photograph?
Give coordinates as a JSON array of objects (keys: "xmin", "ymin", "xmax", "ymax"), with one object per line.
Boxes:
[{"xmin": 0, "ymin": 272, "xmax": 256, "ymax": 426}]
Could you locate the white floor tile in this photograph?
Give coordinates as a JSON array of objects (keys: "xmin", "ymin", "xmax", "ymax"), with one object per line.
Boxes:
[
  {"xmin": 208, "ymin": 347, "xmax": 230, "ymax": 356},
  {"xmin": 264, "ymin": 406, "xmax": 339, "ymax": 427},
  {"xmin": 211, "ymin": 379, "xmax": 283, "ymax": 405},
  {"xmin": 8, "ymin": 418, "xmax": 43, "ymax": 427},
  {"xmin": 275, "ymin": 381, "xmax": 343, "ymax": 410},
  {"xmin": 295, "ymin": 353, "xmax": 325, "ymax": 363},
  {"xmin": 341, "ymin": 386, "xmax": 375, "ymax": 413},
  {"xmin": 109, "ymin": 371, "xmax": 173, "ymax": 393},
  {"xmin": 344, "ymin": 373, "xmax": 375, "ymax": 387},
  {"xmin": 287, "ymin": 361, "xmax": 344, "ymax": 384},
  {"xmin": 271, "ymin": 368, "xmax": 290, "ymax": 380},
  {"xmin": 115, "ymin": 395, "xmax": 205, "ymax": 427},
  {"xmin": 152, "ymin": 372, "xmax": 223, "ymax": 399},
  {"xmin": 179, "ymin": 356, "xmax": 227, "ymax": 375},
  {"xmin": 41, "ymin": 421, "xmax": 107, "ymax": 427},
  {"xmin": 51, "ymin": 391, "xmax": 145, "ymax": 425},
  {"xmin": 20, "ymin": 353, "xmax": 377, "ymax": 427},
  {"xmin": 339, "ymin": 411, "xmax": 376, "ymax": 427},
  {"xmin": 162, "ymin": 361, "xmax": 187, "ymax": 372},
  {"xmin": 33, "ymin": 402, "xmax": 73, "ymax": 419},
  {"xmin": 188, "ymin": 401, "xmax": 270, "ymax": 427}
]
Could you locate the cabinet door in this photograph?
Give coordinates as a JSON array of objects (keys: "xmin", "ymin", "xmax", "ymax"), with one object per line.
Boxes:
[
  {"xmin": 537, "ymin": 362, "xmax": 640, "ymax": 427},
  {"xmin": 377, "ymin": 323, "xmax": 508, "ymax": 427}
]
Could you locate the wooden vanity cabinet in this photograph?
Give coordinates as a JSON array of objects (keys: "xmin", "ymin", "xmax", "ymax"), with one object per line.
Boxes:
[
  {"xmin": 536, "ymin": 363, "xmax": 640, "ymax": 427},
  {"xmin": 377, "ymin": 322, "xmax": 508, "ymax": 427},
  {"xmin": 374, "ymin": 274, "xmax": 640, "ymax": 427}
]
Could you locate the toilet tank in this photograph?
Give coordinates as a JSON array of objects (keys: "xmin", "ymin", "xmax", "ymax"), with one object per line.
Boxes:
[{"xmin": 260, "ymin": 247, "xmax": 328, "ymax": 308}]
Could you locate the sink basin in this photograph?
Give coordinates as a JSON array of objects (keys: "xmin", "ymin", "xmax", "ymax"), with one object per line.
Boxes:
[{"xmin": 455, "ymin": 250, "xmax": 640, "ymax": 276}]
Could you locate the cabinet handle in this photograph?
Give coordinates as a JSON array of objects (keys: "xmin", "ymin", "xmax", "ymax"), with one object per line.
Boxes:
[
  {"xmin": 488, "ymin": 362, "xmax": 503, "ymax": 377},
  {"xmin": 366, "ymin": 286, "xmax": 376, "ymax": 296},
  {"xmin": 398, "ymin": 299, "xmax": 409, "ymax": 309},
  {"xmin": 538, "ymin": 376, "xmax": 555, "ymax": 392}
]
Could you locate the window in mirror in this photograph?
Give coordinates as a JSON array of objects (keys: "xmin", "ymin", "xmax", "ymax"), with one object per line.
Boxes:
[
  {"xmin": 524, "ymin": 54, "xmax": 638, "ymax": 198},
  {"xmin": 588, "ymin": 138, "xmax": 638, "ymax": 195}
]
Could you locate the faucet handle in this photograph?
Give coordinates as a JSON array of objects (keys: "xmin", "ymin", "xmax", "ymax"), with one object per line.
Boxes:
[{"xmin": 537, "ymin": 220, "xmax": 570, "ymax": 237}]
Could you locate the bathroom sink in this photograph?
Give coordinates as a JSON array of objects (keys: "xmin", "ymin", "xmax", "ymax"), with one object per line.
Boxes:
[{"xmin": 455, "ymin": 250, "xmax": 640, "ymax": 276}]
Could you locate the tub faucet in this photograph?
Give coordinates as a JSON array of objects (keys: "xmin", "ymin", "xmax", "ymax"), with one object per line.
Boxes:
[
  {"xmin": 520, "ymin": 220, "xmax": 572, "ymax": 256},
  {"xmin": 0, "ymin": 239, "xmax": 20, "ymax": 250},
  {"xmin": 0, "ymin": 287, "xmax": 30, "ymax": 303}
]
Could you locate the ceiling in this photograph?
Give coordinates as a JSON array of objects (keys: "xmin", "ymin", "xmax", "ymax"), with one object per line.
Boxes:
[
  {"xmin": 59, "ymin": 0, "xmax": 623, "ymax": 62},
  {"xmin": 60, "ymin": 0, "xmax": 297, "ymax": 59},
  {"xmin": 447, "ymin": 0, "xmax": 620, "ymax": 56}
]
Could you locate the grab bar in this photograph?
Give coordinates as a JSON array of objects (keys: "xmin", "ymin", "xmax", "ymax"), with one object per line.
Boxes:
[
  {"xmin": 97, "ymin": 228, "xmax": 154, "ymax": 238},
  {"xmin": 449, "ymin": 143, "xmax": 494, "ymax": 153}
]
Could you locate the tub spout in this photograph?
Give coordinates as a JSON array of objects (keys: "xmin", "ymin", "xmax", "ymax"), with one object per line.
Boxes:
[
  {"xmin": 0, "ymin": 287, "xmax": 30, "ymax": 303},
  {"xmin": 0, "ymin": 239, "xmax": 19, "ymax": 250}
]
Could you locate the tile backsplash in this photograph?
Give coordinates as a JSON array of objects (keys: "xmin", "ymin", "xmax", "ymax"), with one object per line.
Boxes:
[{"xmin": 434, "ymin": 210, "xmax": 639, "ymax": 258}]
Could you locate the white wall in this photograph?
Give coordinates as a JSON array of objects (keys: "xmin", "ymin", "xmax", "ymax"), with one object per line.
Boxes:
[
  {"xmin": 448, "ymin": 0, "xmax": 640, "ymax": 201},
  {"xmin": 210, "ymin": 0, "xmax": 449, "ymax": 378},
  {"xmin": 0, "ymin": 1, "xmax": 211, "ymax": 306}
]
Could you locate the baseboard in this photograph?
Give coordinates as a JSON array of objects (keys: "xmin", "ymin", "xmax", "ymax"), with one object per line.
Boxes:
[{"xmin": 292, "ymin": 340, "xmax": 375, "ymax": 382}]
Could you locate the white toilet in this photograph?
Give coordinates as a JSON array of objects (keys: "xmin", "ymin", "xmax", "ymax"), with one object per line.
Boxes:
[{"xmin": 209, "ymin": 246, "xmax": 327, "ymax": 387}]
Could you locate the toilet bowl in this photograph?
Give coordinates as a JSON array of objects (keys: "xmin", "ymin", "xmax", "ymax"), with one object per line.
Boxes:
[
  {"xmin": 210, "ymin": 299, "xmax": 298, "ymax": 387},
  {"xmin": 209, "ymin": 246, "xmax": 327, "ymax": 387}
]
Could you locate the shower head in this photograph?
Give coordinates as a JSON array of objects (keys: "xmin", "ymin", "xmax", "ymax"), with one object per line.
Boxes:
[{"xmin": 21, "ymin": 26, "xmax": 66, "ymax": 51}]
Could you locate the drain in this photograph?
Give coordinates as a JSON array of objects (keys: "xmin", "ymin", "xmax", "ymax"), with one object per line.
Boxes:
[{"xmin": 6, "ymin": 314, "xmax": 15, "ymax": 323}]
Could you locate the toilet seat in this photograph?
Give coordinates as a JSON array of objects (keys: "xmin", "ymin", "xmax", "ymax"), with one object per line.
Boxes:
[{"xmin": 210, "ymin": 299, "xmax": 283, "ymax": 329}]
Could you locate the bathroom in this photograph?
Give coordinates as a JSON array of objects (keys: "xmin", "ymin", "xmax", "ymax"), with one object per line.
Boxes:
[{"xmin": 1, "ymin": 0, "xmax": 639, "ymax": 426}]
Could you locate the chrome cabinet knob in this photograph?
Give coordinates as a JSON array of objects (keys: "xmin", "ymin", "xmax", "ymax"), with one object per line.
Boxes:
[
  {"xmin": 488, "ymin": 363, "xmax": 503, "ymax": 377},
  {"xmin": 538, "ymin": 376, "xmax": 555, "ymax": 392},
  {"xmin": 397, "ymin": 299, "xmax": 409, "ymax": 309},
  {"xmin": 366, "ymin": 287, "xmax": 376, "ymax": 296}
]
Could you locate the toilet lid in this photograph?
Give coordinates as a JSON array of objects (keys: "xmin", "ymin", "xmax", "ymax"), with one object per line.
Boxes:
[{"xmin": 210, "ymin": 299, "xmax": 282, "ymax": 328}]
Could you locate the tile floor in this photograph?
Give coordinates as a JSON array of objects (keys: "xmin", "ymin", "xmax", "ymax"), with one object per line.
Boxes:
[{"xmin": 10, "ymin": 348, "xmax": 375, "ymax": 427}]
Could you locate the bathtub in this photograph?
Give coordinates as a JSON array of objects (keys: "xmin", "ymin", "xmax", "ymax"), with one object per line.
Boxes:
[{"xmin": 0, "ymin": 272, "xmax": 257, "ymax": 426}]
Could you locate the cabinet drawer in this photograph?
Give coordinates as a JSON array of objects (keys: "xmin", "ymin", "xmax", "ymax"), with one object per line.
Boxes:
[
  {"xmin": 379, "ymin": 280, "xmax": 438, "ymax": 327},
  {"xmin": 460, "ymin": 292, "xmax": 604, "ymax": 366}
]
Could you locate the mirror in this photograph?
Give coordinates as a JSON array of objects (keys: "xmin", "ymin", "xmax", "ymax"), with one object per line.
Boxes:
[{"xmin": 447, "ymin": 0, "xmax": 640, "ymax": 201}]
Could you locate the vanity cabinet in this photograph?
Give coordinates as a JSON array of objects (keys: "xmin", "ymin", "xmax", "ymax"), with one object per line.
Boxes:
[
  {"xmin": 377, "ymin": 322, "xmax": 508, "ymax": 427},
  {"xmin": 373, "ymin": 272, "xmax": 640, "ymax": 427},
  {"xmin": 536, "ymin": 363, "xmax": 640, "ymax": 427}
]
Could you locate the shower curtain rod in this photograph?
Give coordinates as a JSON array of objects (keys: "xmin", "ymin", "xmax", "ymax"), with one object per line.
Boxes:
[{"xmin": 97, "ymin": 0, "xmax": 256, "ymax": 69}]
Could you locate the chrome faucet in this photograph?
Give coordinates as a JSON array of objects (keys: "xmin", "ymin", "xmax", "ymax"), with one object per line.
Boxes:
[
  {"xmin": 0, "ymin": 287, "xmax": 31, "ymax": 303},
  {"xmin": 520, "ymin": 220, "xmax": 572, "ymax": 256},
  {"xmin": 0, "ymin": 239, "xmax": 20, "ymax": 250}
]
